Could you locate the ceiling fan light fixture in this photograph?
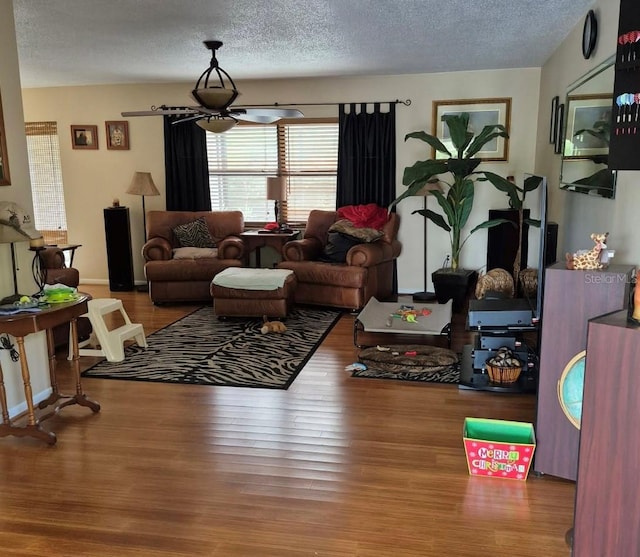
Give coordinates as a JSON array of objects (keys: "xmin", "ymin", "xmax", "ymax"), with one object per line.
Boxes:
[
  {"xmin": 191, "ymin": 40, "xmax": 239, "ymax": 110},
  {"xmin": 191, "ymin": 87, "xmax": 237, "ymax": 110},
  {"xmin": 196, "ymin": 117, "xmax": 237, "ymax": 133}
]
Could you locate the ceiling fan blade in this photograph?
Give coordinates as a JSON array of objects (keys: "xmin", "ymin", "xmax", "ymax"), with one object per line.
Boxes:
[
  {"xmin": 228, "ymin": 108, "xmax": 305, "ymax": 124},
  {"xmin": 238, "ymin": 107, "xmax": 304, "ymax": 119},
  {"xmin": 233, "ymin": 113, "xmax": 281, "ymax": 124}
]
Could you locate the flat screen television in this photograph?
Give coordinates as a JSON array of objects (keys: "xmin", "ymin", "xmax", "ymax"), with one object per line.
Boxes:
[{"xmin": 467, "ymin": 174, "xmax": 548, "ymax": 330}]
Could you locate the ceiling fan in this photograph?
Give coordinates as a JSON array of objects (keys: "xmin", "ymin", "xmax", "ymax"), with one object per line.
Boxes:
[{"xmin": 121, "ymin": 40, "xmax": 303, "ymax": 132}]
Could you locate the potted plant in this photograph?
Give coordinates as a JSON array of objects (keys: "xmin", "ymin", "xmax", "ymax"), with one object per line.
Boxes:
[
  {"xmin": 480, "ymin": 173, "xmax": 542, "ymax": 289},
  {"xmin": 390, "ymin": 113, "xmax": 509, "ymax": 311}
]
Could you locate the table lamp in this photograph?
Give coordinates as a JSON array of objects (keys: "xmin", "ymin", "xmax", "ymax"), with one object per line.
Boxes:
[
  {"xmin": 126, "ymin": 171, "xmax": 160, "ymax": 243},
  {"xmin": 0, "ymin": 201, "xmax": 45, "ymax": 302},
  {"xmin": 267, "ymin": 176, "xmax": 287, "ymax": 229}
]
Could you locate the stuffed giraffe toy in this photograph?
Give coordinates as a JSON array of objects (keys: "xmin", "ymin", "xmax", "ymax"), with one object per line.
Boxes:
[{"xmin": 566, "ymin": 232, "xmax": 609, "ymax": 270}]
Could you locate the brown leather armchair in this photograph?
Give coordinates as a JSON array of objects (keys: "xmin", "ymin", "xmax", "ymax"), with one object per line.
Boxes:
[
  {"xmin": 277, "ymin": 209, "xmax": 401, "ymax": 310},
  {"xmin": 38, "ymin": 247, "xmax": 92, "ymax": 348},
  {"xmin": 143, "ymin": 211, "xmax": 245, "ymax": 304}
]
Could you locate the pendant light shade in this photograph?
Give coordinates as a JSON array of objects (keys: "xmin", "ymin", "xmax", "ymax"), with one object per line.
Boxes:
[{"xmin": 196, "ymin": 117, "xmax": 237, "ymax": 133}]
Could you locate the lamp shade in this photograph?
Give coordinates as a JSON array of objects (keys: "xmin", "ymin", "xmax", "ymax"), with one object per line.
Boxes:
[
  {"xmin": 196, "ymin": 118, "xmax": 237, "ymax": 133},
  {"xmin": 414, "ymin": 181, "xmax": 444, "ymax": 196},
  {"xmin": 0, "ymin": 201, "xmax": 43, "ymax": 244},
  {"xmin": 126, "ymin": 172, "xmax": 160, "ymax": 197},
  {"xmin": 267, "ymin": 177, "xmax": 287, "ymax": 201}
]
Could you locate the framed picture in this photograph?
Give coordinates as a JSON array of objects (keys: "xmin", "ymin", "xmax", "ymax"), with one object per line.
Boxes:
[
  {"xmin": 555, "ymin": 104, "xmax": 565, "ymax": 155},
  {"xmin": 105, "ymin": 120, "xmax": 129, "ymax": 150},
  {"xmin": 550, "ymin": 95, "xmax": 559, "ymax": 144},
  {"xmin": 71, "ymin": 125, "xmax": 98, "ymax": 150},
  {"xmin": 432, "ymin": 97, "xmax": 511, "ymax": 161},
  {"xmin": 0, "ymin": 90, "xmax": 10, "ymax": 186},
  {"xmin": 563, "ymin": 94, "xmax": 612, "ymax": 159}
]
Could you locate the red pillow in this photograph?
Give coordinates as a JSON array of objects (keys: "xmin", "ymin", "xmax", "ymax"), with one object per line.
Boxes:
[{"xmin": 337, "ymin": 203, "xmax": 388, "ymax": 229}]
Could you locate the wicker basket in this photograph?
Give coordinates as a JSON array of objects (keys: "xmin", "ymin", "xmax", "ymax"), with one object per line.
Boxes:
[{"xmin": 486, "ymin": 363, "xmax": 522, "ymax": 385}]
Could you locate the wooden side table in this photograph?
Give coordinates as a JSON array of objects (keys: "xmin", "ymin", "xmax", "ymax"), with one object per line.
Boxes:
[
  {"xmin": 240, "ymin": 230, "xmax": 299, "ymax": 268},
  {"xmin": 0, "ymin": 294, "xmax": 100, "ymax": 445}
]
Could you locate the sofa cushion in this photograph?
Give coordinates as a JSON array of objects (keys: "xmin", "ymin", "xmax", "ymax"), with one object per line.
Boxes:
[
  {"xmin": 172, "ymin": 247, "xmax": 218, "ymax": 260},
  {"xmin": 329, "ymin": 219, "xmax": 384, "ymax": 243},
  {"xmin": 318, "ymin": 232, "xmax": 361, "ymax": 263},
  {"xmin": 172, "ymin": 217, "xmax": 216, "ymax": 248}
]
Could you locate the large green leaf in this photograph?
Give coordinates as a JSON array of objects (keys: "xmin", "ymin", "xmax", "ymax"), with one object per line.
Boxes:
[
  {"xmin": 388, "ymin": 180, "xmax": 428, "ymax": 209},
  {"xmin": 413, "ymin": 208, "xmax": 451, "ymax": 232},
  {"xmin": 465, "ymin": 125, "xmax": 508, "ymax": 158},
  {"xmin": 455, "ymin": 178, "xmax": 475, "ymax": 230},
  {"xmin": 481, "ymin": 171, "xmax": 520, "ymax": 209},
  {"xmin": 469, "ymin": 218, "xmax": 512, "ymax": 235},
  {"xmin": 405, "ymin": 130, "xmax": 451, "ymax": 156},
  {"xmin": 432, "ymin": 189, "xmax": 456, "ymax": 227},
  {"xmin": 447, "ymin": 158, "xmax": 481, "ymax": 178},
  {"xmin": 402, "ymin": 159, "xmax": 448, "ymax": 187},
  {"xmin": 523, "ymin": 175, "xmax": 543, "ymax": 193},
  {"xmin": 442, "ymin": 114, "xmax": 473, "ymax": 157}
]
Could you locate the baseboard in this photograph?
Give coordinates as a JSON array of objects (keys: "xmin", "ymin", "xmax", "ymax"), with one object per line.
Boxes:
[{"xmin": 9, "ymin": 387, "xmax": 53, "ymax": 419}]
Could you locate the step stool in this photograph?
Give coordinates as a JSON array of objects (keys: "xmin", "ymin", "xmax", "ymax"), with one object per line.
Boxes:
[{"xmin": 69, "ymin": 298, "xmax": 147, "ymax": 362}]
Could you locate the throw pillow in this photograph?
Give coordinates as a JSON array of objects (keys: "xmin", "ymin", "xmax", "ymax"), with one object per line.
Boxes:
[
  {"xmin": 318, "ymin": 232, "xmax": 361, "ymax": 263},
  {"xmin": 172, "ymin": 247, "xmax": 218, "ymax": 260},
  {"xmin": 329, "ymin": 219, "xmax": 384, "ymax": 243},
  {"xmin": 172, "ymin": 217, "xmax": 216, "ymax": 248}
]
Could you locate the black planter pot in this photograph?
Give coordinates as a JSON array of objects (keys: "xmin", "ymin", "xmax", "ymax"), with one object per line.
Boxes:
[{"xmin": 432, "ymin": 268, "xmax": 478, "ymax": 313}]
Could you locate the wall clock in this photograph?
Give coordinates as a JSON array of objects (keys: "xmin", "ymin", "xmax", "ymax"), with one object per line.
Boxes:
[{"xmin": 582, "ymin": 9, "xmax": 598, "ymax": 59}]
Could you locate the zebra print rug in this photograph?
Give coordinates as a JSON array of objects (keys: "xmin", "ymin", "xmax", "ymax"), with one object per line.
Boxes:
[{"xmin": 82, "ymin": 306, "xmax": 341, "ymax": 389}]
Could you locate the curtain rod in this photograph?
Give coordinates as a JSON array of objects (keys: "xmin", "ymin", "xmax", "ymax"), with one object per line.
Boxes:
[{"xmin": 239, "ymin": 99, "xmax": 411, "ymax": 108}]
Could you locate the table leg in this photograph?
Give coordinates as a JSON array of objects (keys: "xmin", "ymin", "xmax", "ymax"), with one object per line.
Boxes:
[
  {"xmin": 15, "ymin": 337, "xmax": 56, "ymax": 445},
  {"xmin": 38, "ymin": 320, "xmax": 100, "ymax": 418},
  {"xmin": 0, "ymin": 360, "xmax": 11, "ymax": 425},
  {"xmin": 65, "ymin": 318, "xmax": 100, "ymax": 413},
  {"xmin": 38, "ymin": 329, "xmax": 63, "ymax": 409}
]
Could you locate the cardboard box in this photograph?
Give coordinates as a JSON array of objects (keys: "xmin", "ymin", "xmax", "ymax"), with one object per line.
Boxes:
[{"xmin": 463, "ymin": 417, "xmax": 536, "ymax": 480}]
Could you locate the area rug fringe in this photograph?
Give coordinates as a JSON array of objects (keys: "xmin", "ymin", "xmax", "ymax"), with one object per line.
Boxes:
[{"xmin": 82, "ymin": 306, "xmax": 341, "ymax": 389}]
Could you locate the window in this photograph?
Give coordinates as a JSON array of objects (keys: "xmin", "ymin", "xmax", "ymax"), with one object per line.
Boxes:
[
  {"xmin": 206, "ymin": 119, "xmax": 338, "ymax": 224},
  {"xmin": 25, "ymin": 122, "xmax": 68, "ymax": 245}
]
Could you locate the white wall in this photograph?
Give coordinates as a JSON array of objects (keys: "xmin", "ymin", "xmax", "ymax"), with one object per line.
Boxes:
[
  {"xmin": 22, "ymin": 68, "xmax": 541, "ymax": 293},
  {"xmin": 0, "ymin": 0, "xmax": 50, "ymax": 416},
  {"xmin": 536, "ymin": 0, "xmax": 638, "ymax": 267}
]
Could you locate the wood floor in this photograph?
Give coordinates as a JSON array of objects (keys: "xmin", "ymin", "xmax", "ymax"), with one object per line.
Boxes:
[{"xmin": 0, "ymin": 285, "xmax": 575, "ymax": 556}]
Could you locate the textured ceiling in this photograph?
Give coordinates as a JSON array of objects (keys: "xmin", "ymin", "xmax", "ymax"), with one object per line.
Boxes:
[{"xmin": 13, "ymin": 0, "xmax": 595, "ymax": 88}]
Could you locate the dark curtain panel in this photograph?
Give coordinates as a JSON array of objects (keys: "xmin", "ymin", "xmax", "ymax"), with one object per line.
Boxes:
[
  {"xmin": 336, "ymin": 102, "xmax": 396, "ymax": 208},
  {"xmin": 163, "ymin": 116, "xmax": 211, "ymax": 211}
]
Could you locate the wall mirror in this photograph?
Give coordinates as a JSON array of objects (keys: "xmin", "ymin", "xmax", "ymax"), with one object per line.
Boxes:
[{"xmin": 559, "ymin": 55, "xmax": 616, "ymax": 199}]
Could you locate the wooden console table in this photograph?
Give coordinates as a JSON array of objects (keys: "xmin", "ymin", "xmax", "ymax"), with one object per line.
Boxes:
[
  {"xmin": 240, "ymin": 230, "xmax": 298, "ymax": 268},
  {"xmin": 0, "ymin": 295, "xmax": 100, "ymax": 445}
]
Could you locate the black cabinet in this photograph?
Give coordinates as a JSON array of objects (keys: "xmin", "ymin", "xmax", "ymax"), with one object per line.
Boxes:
[
  {"xmin": 103, "ymin": 207, "xmax": 134, "ymax": 291},
  {"xmin": 486, "ymin": 209, "xmax": 529, "ymax": 274}
]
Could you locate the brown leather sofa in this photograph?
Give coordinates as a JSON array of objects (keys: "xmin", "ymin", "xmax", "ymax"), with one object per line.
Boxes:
[
  {"xmin": 39, "ymin": 247, "xmax": 92, "ymax": 348},
  {"xmin": 276, "ymin": 209, "xmax": 401, "ymax": 310},
  {"xmin": 143, "ymin": 211, "xmax": 245, "ymax": 304}
]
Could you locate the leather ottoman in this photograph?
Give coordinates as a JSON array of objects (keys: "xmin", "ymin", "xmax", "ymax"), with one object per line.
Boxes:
[{"xmin": 211, "ymin": 268, "xmax": 297, "ymax": 318}]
